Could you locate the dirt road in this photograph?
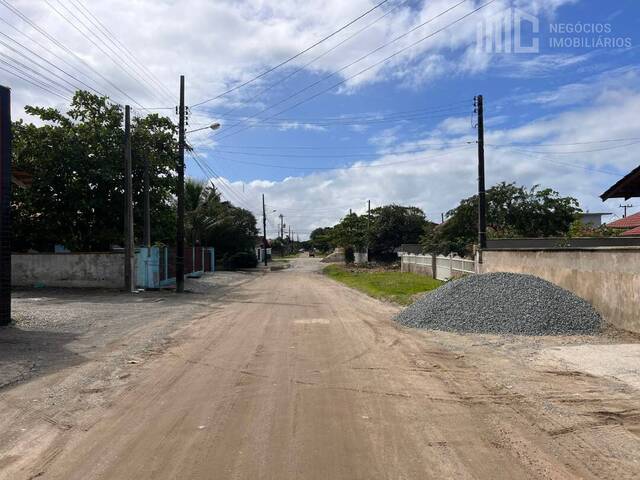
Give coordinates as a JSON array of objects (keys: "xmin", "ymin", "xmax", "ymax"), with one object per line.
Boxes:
[{"xmin": 1, "ymin": 257, "xmax": 639, "ymax": 479}]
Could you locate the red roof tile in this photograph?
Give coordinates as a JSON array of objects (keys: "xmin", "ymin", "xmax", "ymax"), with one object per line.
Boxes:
[
  {"xmin": 621, "ymin": 225, "xmax": 640, "ymax": 236},
  {"xmin": 607, "ymin": 211, "xmax": 640, "ymax": 228}
]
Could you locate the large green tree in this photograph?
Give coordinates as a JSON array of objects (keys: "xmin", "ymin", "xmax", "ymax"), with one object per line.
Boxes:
[
  {"xmin": 11, "ymin": 91, "xmax": 178, "ymax": 251},
  {"xmin": 422, "ymin": 182, "xmax": 580, "ymax": 256},
  {"xmin": 369, "ymin": 205, "xmax": 428, "ymax": 259}
]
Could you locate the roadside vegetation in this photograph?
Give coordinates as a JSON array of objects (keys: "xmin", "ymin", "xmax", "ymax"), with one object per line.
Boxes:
[{"xmin": 324, "ymin": 265, "xmax": 442, "ymax": 305}]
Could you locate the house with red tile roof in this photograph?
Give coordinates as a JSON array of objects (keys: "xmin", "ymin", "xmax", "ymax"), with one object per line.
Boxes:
[{"xmin": 607, "ymin": 212, "xmax": 640, "ymax": 236}]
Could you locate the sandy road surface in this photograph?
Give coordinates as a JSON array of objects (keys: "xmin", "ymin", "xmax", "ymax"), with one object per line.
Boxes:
[{"xmin": 1, "ymin": 257, "xmax": 640, "ymax": 479}]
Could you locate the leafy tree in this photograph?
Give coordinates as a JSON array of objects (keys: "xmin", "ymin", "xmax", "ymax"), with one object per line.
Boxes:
[
  {"xmin": 331, "ymin": 212, "xmax": 368, "ymax": 250},
  {"xmin": 11, "ymin": 91, "xmax": 177, "ymax": 251},
  {"xmin": 182, "ymin": 179, "xmax": 258, "ymax": 258},
  {"xmin": 422, "ymin": 182, "xmax": 580, "ymax": 256},
  {"xmin": 369, "ymin": 205, "xmax": 428, "ymax": 260},
  {"xmin": 309, "ymin": 226, "xmax": 335, "ymax": 253}
]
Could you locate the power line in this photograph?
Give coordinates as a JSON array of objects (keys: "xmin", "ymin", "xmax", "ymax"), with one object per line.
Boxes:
[
  {"xmin": 192, "ymin": 101, "xmax": 470, "ymax": 127},
  {"xmin": 67, "ymin": 0, "xmax": 175, "ymax": 103},
  {"xmin": 0, "ymin": 15, "xmax": 127, "ymax": 104},
  {"xmin": 217, "ymin": 0, "xmax": 412, "ymax": 119},
  {"xmin": 212, "ymin": 143, "xmax": 473, "ymax": 159},
  {"xmin": 215, "ymin": 0, "xmax": 494, "ymax": 141},
  {"xmin": 43, "ymin": 0, "xmax": 168, "ymax": 106},
  {"xmin": 0, "ymin": 52, "xmax": 75, "ymax": 97},
  {"xmin": 0, "ymin": 63, "xmax": 71, "ymax": 101},
  {"xmin": 0, "ymin": 0, "xmax": 147, "ymax": 108},
  {"xmin": 191, "ymin": 0, "xmax": 392, "ymax": 108},
  {"xmin": 214, "ymin": 145, "xmax": 474, "ymax": 170},
  {"xmin": 212, "ymin": 0, "xmax": 470, "ymax": 138},
  {"xmin": 491, "ymin": 141, "xmax": 640, "ymax": 155}
]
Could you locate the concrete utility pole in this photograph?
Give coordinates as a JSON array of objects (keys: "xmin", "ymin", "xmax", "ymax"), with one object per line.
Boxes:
[
  {"xmin": 262, "ymin": 194, "xmax": 268, "ymax": 266},
  {"xmin": 124, "ymin": 106, "xmax": 135, "ymax": 292},
  {"xmin": 279, "ymin": 213, "xmax": 285, "ymax": 257},
  {"xmin": 176, "ymin": 75, "xmax": 186, "ymax": 292},
  {"xmin": 475, "ymin": 94, "xmax": 487, "ymax": 252},
  {"xmin": 143, "ymin": 152, "xmax": 151, "ymax": 248},
  {"xmin": 367, "ymin": 200, "xmax": 371, "ymax": 261},
  {"xmin": 0, "ymin": 86, "xmax": 11, "ymax": 325}
]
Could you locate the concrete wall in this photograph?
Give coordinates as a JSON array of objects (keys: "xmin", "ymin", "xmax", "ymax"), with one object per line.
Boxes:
[
  {"xmin": 321, "ymin": 248, "xmax": 345, "ymax": 263},
  {"xmin": 482, "ymin": 248, "xmax": 640, "ymax": 333},
  {"xmin": 401, "ymin": 259, "xmax": 434, "ymax": 277},
  {"xmin": 12, "ymin": 253, "xmax": 125, "ymax": 288}
]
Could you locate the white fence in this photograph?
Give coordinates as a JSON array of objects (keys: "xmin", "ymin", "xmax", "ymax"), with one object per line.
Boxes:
[{"xmin": 400, "ymin": 253, "xmax": 476, "ymax": 281}]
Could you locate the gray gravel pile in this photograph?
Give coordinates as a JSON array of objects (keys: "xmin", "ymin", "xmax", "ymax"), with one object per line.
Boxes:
[{"xmin": 395, "ymin": 272, "xmax": 601, "ymax": 335}]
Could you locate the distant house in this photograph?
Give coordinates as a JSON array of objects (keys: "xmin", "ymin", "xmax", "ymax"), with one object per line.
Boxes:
[
  {"xmin": 255, "ymin": 239, "xmax": 272, "ymax": 263},
  {"xmin": 578, "ymin": 212, "xmax": 611, "ymax": 227},
  {"xmin": 607, "ymin": 213, "xmax": 640, "ymax": 236}
]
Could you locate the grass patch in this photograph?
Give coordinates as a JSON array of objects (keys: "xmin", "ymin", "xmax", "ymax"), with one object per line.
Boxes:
[{"xmin": 323, "ymin": 264, "xmax": 442, "ymax": 305}]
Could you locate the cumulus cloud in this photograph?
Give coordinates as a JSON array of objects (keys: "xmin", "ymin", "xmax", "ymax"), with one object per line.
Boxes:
[{"xmin": 210, "ymin": 70, "xmax": 640, "ymax": 238}]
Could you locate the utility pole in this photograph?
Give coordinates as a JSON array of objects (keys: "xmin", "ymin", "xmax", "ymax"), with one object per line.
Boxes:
[
  {"xmin": 367, "ymin": 200, "xmax": 371, "ymax": 261},
  {"xmin": 475, "ymin": 94, "xmax": 487, "ymax": 253},
  {"xmin": 123, "ymin": 105, "xmax": 135, "ymax": 292},
  {"xmin": 143, "ymin": 152, "xmax": 151, "ymax": 248},
  {"xmin": 620, "ymin": 204, "xmax": 634, "ymax": 218},
  {"xmin": 441, "ymin": 212, "xmax": 444, "ymax": 223},
  {"xmin": 279, "ymin": 213, "xmax": 285, "ymax": 257},
  {"xmin": 176, "ymin": 75, "xmax": 186, "ymax": 292},
  {"xmin": 262, "ymin": 194, "xmax": 268, "ymax": 266},
  {"xmin": 0, "ymin": 86, "xmax": 11, "ymax": 326}
]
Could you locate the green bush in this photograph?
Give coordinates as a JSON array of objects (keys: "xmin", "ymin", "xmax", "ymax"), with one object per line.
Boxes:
[{"xmin": 223, "ymin": 251, "xmax": 258, "ymax": 269}]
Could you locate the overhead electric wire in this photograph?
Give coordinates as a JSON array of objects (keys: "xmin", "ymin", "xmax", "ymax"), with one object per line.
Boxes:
[
  {"xmin": 188, "ymin": 148, "xmax": 256, "ymax": 209},
  {"xmin": 212, "ymin": 143, "xmax": 474, "ymax": 159},
  {"xmin": 212, "ymin": 0, "xmax": 471, "ymax": 138},
  {"xmin": 214, "ymin": 144, "xmax": 474, "ymax": 171},
  {"xmin": 0, "ymin": 15, "xmax": 128, "ymax": 104},
  {"xmin": 205, "ymin": 106, "xmax": 471, "ymax": 129},
  {"xmin": 67, "ymin": 0, "xmax": 175, "ymax": 103},
  {"xmin": 0, "ymin": 52, "xmax": 75, "ymax": 97},
  {"xmin": 43, "ymin": 0, "xmax": 168, "ymax": 106},
  {"xmin": 217, "ymin": 0, "xmax": 411, "ymax": 119},
  {"xmin": 0, "ymin": 62, "xmax": 72, "ymax": 100},
  {"xmin": 215, "ymin": 0, "xmax": 495, "ymax": 141},
  {"xmin": 195, "ymin": 101, "xmax": 470, "ymax": 126},
  {"xmin": 0, "ymin": 0, "xmax": 147, "ymax": 109},
  {"xmin": 504, "ymin": 148, "xmax": 622, "ymax": 177},
  {"xmin": 0, "ymin": 37, "xmax": 102, "ymax": 98},
  {"xmin": 191, "ymin": 0, "xmax": 392, "ymax": 108},
  {"xmin": 490, "ymin": 141, "xmax": 640, "ymax": 155}
]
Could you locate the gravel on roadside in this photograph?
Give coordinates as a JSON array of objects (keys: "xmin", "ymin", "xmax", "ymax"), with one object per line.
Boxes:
[{"xmin": 394, "ymin": 272, "xmax": 602, "ymax": 335}]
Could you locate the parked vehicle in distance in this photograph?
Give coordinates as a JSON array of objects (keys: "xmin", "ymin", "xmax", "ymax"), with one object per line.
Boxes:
[{"xmin": 309, "ymin": 251, "xmax": 315, "ymax": 257}]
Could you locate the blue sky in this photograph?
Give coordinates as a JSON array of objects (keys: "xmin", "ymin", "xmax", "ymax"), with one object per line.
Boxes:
[{"xmin": 3, "ymin": 0, "xmax": 640, "ymax": 237}]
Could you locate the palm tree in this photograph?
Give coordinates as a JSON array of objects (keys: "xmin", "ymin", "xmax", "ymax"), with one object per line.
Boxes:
[{"xmin": 184, "ymin": 178, "xmax": 220, "ymax": 245}]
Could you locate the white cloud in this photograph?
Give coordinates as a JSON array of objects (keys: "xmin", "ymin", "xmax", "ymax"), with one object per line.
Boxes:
[
  {"xmin": 3, "ymin": 0, "xmax": 574, "ymax": 120},
  {"xmin": 210, "ymin": 71, "xmax": 640, "ymax": 238}
]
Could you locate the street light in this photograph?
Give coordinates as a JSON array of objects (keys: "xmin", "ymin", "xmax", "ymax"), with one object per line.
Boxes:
[{"xmin": 186, "ymin": 122, "xmax": 221, "ymax": 134}]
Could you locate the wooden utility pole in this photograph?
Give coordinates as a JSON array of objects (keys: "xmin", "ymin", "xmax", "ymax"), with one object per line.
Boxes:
[
  {"xmin": 176, "ymin": 75, "xmax": 186, "ymax": 292},
  {"xmin": 0, "ymin": 86, "xmax": 11, "ymax": 325},
  {"xmin": 262, "ymin": 194, "xmax": 268, "ymax": 266},
  {"xmin": 475, "ymin": 95, "xmax": 487, "ymax": 252},
  {"xmin": 124, "ymin": 105, "xmax": 135, "ymax": 292},
  {"xmin": 620, "ymin": 204, "xmax": 634, "ymax": 218}
]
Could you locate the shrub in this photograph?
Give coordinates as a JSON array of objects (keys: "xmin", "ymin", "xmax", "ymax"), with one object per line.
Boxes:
[{"xmin": 223, "ymin": 251, "xmax": 258, "ymax": 269}]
